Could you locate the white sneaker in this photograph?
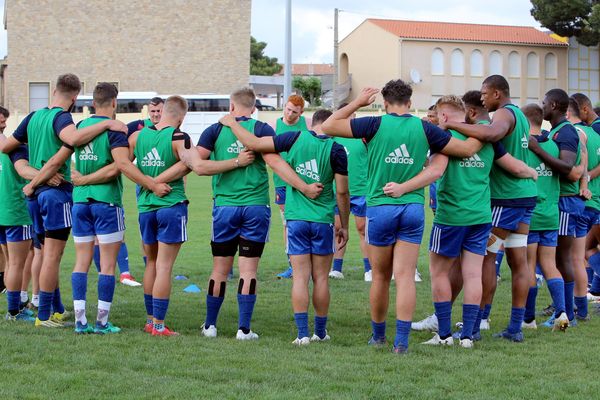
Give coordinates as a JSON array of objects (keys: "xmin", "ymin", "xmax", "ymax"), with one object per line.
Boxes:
[
  {"xmin": 553, "ymin": 312, "xmax": 569, "ymax": 332},
  {"xmin": 411, "ymin": 314, "xmax": 438, "ymax": 331},
  {"xmin": 587, "ymin": 292, "xmax": 600, "ymax": 302},
  {"xmin": 521, "ymin": 320, "xmax": 537, "ymax": 329},
  {"xmin": 422, "ymin": 333, "xmax": 453, "ymax": 346},
  {"xmin": 292, "ymin": 337, "xmax": 310, "ymax": 346},
  {"xmin": 201, "ymin": 323, "xmax": 217, "ymax": 338},
  {"xmin": 459, "ymin": 338, "xmax": 473, "ymax": 349},
  {"xmin": 535, "ymin": 274, "xmax": 544, "ymax": 287},
  {"xmin": 480, "ymin": 318, "xmax": 490, "ymax": 330},
  {"xmin": 236, "ymin": 329, "xmax": 259, "ymax": 340},
  {"xmin": 414, "ymin": 270, "xmax": 422, "ymax": 282},
  {"xmin": 310, "ymin": 331, "xmax": 331, "ymax": 342},
  {"xmin": 329, "ymin": 270, "xmax": 344, "ymax": 279},
  {"xmin": 364, "ymin": 270, "xmax": 372, "ymax": 282}
]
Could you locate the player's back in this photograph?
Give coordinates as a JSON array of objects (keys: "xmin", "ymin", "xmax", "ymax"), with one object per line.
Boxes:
[{"xmin": 27, "ymin": 107, "xmax": 71, "ymax": 179}]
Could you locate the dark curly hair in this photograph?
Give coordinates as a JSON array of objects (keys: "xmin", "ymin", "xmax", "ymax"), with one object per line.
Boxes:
[
  {"xmin": 462, "ymin": 90, "xmax": 484, "ymax": 109},
  {"xmin": 381, "ymin": 79, "xmax": 412, "ymax": 106},
  {"xmin": 312, "ymin": 109, "xmax": 333, "ymax": 126}
]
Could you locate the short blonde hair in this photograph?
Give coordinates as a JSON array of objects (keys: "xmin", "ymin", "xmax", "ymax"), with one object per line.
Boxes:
[
  {"xmin": 163, "ymin": 95, "xmax": 188, "ymax": 118},
  {"xmin": 231, "ymin": 87, "xmax": 256, "ymax": 109},
  {"xmin": 436, "ymin": 95, "xmax": 465, "ymax": 113}
]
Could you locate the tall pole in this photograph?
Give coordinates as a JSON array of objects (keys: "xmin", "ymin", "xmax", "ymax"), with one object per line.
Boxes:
[
  {"xmin": 333, "ymin": 8, "xmax": 339, "ymax": 109},
  {"xmin": 283, "ymin": 0, "xmax": 292, "ymax": 103}
]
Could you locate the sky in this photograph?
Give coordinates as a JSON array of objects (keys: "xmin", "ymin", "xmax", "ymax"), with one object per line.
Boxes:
[{"xmin": 251, "ymin": 0, "xmax": 543, "ymax": 64}]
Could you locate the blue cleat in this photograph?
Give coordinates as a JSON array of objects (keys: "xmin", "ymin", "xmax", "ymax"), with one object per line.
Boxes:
[
  {"xmin": 5, "ymin": 311, "xmax": 35, "ymax": 323},
  {"xmin": 368, "ymin": 335, "xmax": 387, "ymax": 347},
  {"xmin": 451, "ymin": 330, "xmax": 481, "ymax": 341},
  {"xmin": 492, "ymin": 329, "xmax": 524, "ymax": 342},
  {"xmin": 20, "ymin": 308, "xmax": 35, "ymax": 317},
  {"xmin": 74, "ymin": 321, "xmax": 95, "ymax": 334},
  {"xmin": 392, "ymin": 345, "xmax": 408, "ymax": 355},
  {"xmin": 276, "ymin": 267, "xmax": 293, "ymax": 279}
]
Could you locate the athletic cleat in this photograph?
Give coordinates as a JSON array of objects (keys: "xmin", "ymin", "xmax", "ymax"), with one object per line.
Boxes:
[
  {"xmin": 568, "ymin": 318, "xmax": 578, "ymax": 327},
  {"xmin": 236, "ymin": 329, "xmax": 259, "ymax": 340},
  {"xmin": 414, "ymin": 270, "xmax": 422, "ymax": 282},
  {"xmin": 292, "ymin": 336, "xmax": 310, "ymax": 346},
  {"xmin": 364, "ymin": 270, "xmax": 372, "ymax": 282},
  {"xmin": 455, "ymin": 321, "xmax": 463, "ymax": 329},
  {"xmin": 120, "ymin": 273, "xmax": 142, "ymax": 287},
  {"xmin": 74, "ymin": 322, "xmax": 95, "ymax": 334},
  {"xmin": 553, "ymin": 312, "xmax": 569, "ymax": 332},
  {"xmin": 34, "ymin": 318, "xmax": 64, "ymax": 328},
  {"xmin": 540, "ymin": 304, "xmax": 555, "ymax": 317},
  {"xmin": 493, "ymin": 329, "xmax": 524, "ymax": 342},
  {"xmin": 575, "ymin": 313, "xmax": 590, "ymax": 322},
  {"xmin": 328, "ymin": 270, "xmax": 344, "ymax": 279},
  {"xmin": 587, "ymin": 292, "xmax": 600, "ymax": 302},
  {"xmin": 367, "ymin": 335, "xmax": 387, "ymax": 347},
  {"xmin": 521, "ymin": 320, "xmax": 537, "ymax": 329},
  {"xmin": 20, "ymin": 308, "xmax": 35, "ymax": 317},
  {"xmin": 27, "ymin": 302, "xmax": 38, "ymax": 312},
  {"xmin": 452, "ymin": 330, "xmax": 481, "ymax": 342},
  {"xmin": 151, "ymin": 326, "xmax": 179, "ymax": 336},
  {"xmin": 480, "ymin": 318, "xmax": 490, "ymax": 330},
  {"xmin": 51, "ymin": 311, "xmax": 73, "ymax": 322},
  {"xmin": 94, "ymin": 322, "xmax": 121, "ymax": 334},
  {"xmin": 201, "ymin": 323, "xmax": 217, "ymax": 338},
  {"xmin": 459, "ymin": 338, "xmax": 473, "ymax": 349},
  {"xmin": 392, "ymin": 345, "xmax": 408, "ymax": 354},
  {"xmin": 422, "ymin": 333, "xmax": 454, "ymax": 346},
  {"xmin": 535, "ymin": 274, "xmax": 544, "ymax": 287},
  {"xmin": 411, "ymin": 314, "xmax": 438, "ymax": 332},
  {"xmin": 5, "ymin": 311, "xmax": 35, "ymax": 323},
  {"xmin": 144, "ymin": 322, "xmax": 153, "ymax": 333},
  {"xmin": 276, "ymin": 267, "xmax": 293, "ymax": 279},
  {"xmin": 310, "ymin": 331, "xmax": 331, "ymax": 342}
]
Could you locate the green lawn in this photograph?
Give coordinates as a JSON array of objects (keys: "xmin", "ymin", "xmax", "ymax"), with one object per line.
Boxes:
[{"xmin": 2, "ymin": 177, "xmax": 599, "ymax": 399}]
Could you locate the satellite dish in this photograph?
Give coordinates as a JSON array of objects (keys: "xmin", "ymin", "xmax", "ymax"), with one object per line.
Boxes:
[{"xmin": 410, "ymin": 69, "xmax": 422, "ymax": 84}]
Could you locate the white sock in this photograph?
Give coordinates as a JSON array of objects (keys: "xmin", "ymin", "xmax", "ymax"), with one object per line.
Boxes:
[
  {"xmin": 20, "ymin": 291, "xmax": 28, "ymax": 303},
  {"xmin": 74, "ymin": 300, "xmax": 87, "ymax": 326},
  {"xmin": 97, "ymin": 300, "xmax": 112, "ymax": 326},
  {"xmin": 32, "ymin": 294, "xmax": 39, "ymax": 307}
]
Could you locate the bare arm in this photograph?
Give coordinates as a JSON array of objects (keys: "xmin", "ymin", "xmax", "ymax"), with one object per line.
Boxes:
[
  {"xmin": 0, "ymin": 135, "xmax": 23, "ymax": 154},
  {"xmin": 528, "ymin": 136, "xmax": 578, "ymax": 178},
  {"xmin": 23, "ymin": 146, "xmax": 73, "ymax": 195},
  {"xmin": 440, "ymin": 137, "xmax": 484, "ymax": 158},
  {"xmin": 334, "ymin": 173, "xmax": 350, "ymax": 251},
  {"xmin": 494, "ymin": 153, "xmax": 538, "ymax": 180},
  {"xmin": 263, "ymin": 153, "xmax": 323, "ymax": 199},
  {"xmin": 219, "ymin": 115, "xmax": 276, "ymax": 152},
  {"xmin": 59, "ymin": 120, "xmax": 128, "ymax": 147},
  {"xmin": 154, "ymin": 161, "xmax": 192, "ymax": 183},
  {"xmin": 577, "ymin": 131, "xmax": 590, "ymax": 197},
  {"xmin": 176, "ymin": 142, "xmax": 255, "ymax": 177},
  {"xmin": 321, "ymin": 87, "xmax": 380, "ymax": 138},
  {"xmin": 112, "ymin": 147, "xmax": 171, "ymax": 197},
  {"xmin": 13, "ymin": 159, "xmax": 40, "ymax": 181},
  {"xmin": 71, "ymin": 163, "xmax": 120, "ymax": 186},
  {"xmin": 442, "ymin": 108, "xmax": 514, "ymax": 142},
  {"xmin": 383, "ymin": 153, "xmax": 449, "ymax": 198}
]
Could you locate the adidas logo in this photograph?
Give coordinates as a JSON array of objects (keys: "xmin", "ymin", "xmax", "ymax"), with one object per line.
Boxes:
[
  {"xmin": 459, "ymin": 153, "xmax": 485, "ymax": 168},
  {"xmin": 521, "ymin": 135, "xmax": 528, "ymax": 149},
  {"xmin": 385, "ymin": 144, "xmax": 414, "ymax": 164},
  {"xmin": 79, "ymin": 143, "xmax": 98, "ymax": 161},
  {"xmin": 535, "ymin": 162, "xmax": 553, "ymax": 177},
  {"xmin": 141, "ymin": 148, "xmax": 166, "ymax": 167},
  {"xmin": 295, "ymin": 159, "xmax": 321, "ymax": 181},
  {"xmin": 227, "ymin": 140, "xmax": 244, "ymax": 154}
]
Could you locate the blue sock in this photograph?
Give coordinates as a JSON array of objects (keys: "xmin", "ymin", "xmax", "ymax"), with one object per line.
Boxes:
[
  {"xmin": 495, "ymin": 250, "xmax": 504, "ymax": 276},
  {"xmin": 98, "ymin": 274, "xmax": 115, "ymax": 303},
  {"xmin": 535, "ymin": 263, "xmax": 543, "ymax": 276},
  {"xmin": 71, "ymin": 272, "xmax": 88, "ymax": 301},
  {"xmin": 117, "ymin": 242, "xmax": 130, "ymax": 274},
  {"xmin": 52, "ymin": 287, "xmax": 65, "ymax": 314},
  {"xmin": 332, "ymin": 258, "xmax": 343, "ymax": 273},
  {"xmin": 507, "ymin": 307, "xmax": 525, "ymax": 334},
  {"xmin": 546, "ymin": 278, "xmax": 566, "ymax": 315},
  {"xmin": 564, "ymin": 281, "xmax": 575, "ymax": 320},
  {"xmin": 314, "ymin": 315, "xmax": 328, "ymax": 338},
  {"xmin": 393, "ymin": 319, "xmax": 411, "ymax": 348},
  {"xmin": 142, "ymin": 256, "xmax": 147, "ymax": 266},
  {"xmin": 363, "ymin": 258, "xmax": 371, "ymax": 273},
  {"xmin": 587, "ymin": 267, "xmax": 594, "ymax": 285},
  {"xmin": 591, "ymin": 274, "xmax": 600, "ymax": 294},
  {"xmin": 287, "ymin": 256, "xmax": 293, "ymax": 269},
  {"xmin": 143, "ymin": 294, "xmax": 153, "ymax": 318},
  {"xmin": 433, "ymin": 301, "xmax": 452, "ymax": 339},
  {"xmin": 152, "ymin": 298, "xmax": 169, "ymax": 321},
  {"xmin": 524, "ymin": 286, "xmax": 538, "ymax": 323},
  {"xmin": 371, "ymin": 320, "xmax": 386, "ymax": 340},
  {"xmin": 473, "ymin": 308, "xmax": 484, "ymax": 336},
  {"xmin": 237, "ymin": 294, "xmax": 256, "ymax": 331},
  {"xmin": 6, "ymin": 291, "xmax": 20, "ymax": 315},
  {"xmin": 294, "ymin": 312, "xmax": 309, "ymax": 339},
  {"xmin": 37, "ymin": 290, "xmax": 53, "ymax": 321},
  {"xmin": 461, "ymin": 304, "xmax": 479, "ymax": 340},
  {"xmin": 589, "ymin": 252, "xmax": 600, "ymax": 277},
  {"xmin": 93, "ymin": 245, "xmax": 101, "ymax": 273},
  {"xmin": 481, "ymin": 303, "xmax": 492, "ymax": 320},
  {"xmin": 575, "ymin": 296, "xmax": 588, "ymax": 318},
  {"xmin": 205, "ymin": 295, "xmax": 224, "ymax": 327}
]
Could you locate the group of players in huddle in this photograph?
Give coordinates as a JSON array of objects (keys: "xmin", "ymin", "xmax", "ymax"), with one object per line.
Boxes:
[{"xmin": 0, "ymin": 71, "xmax": 597, "ymax": 354}]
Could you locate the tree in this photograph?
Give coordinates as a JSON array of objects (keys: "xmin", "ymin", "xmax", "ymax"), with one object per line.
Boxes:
[
  {"xmin": 531, "ymin": 0, "xmax": 600, "ymax": 46},
  {"xmin": 292, "ymin": 76, "xmax": 322, "ymax": 107},
  {"xmin": 250, "ymin": 36, "xmax": 281, "ymax": 76}
]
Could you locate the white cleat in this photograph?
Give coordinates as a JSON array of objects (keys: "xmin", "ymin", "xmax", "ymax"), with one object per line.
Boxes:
[
  {"xmin": 553, "ymin": 312, "xmax": 569, "ymax": 332},
  {"xmin": 310, "ymin": 331, "xmax": 331, "ymax": 342},
  {"xmin": 236, "ymin": 329, "xmax": 259, "ymax": 340},
  {"xmin": 411, "ymin": 313, "xmax": 438, "ymax": 332},
  {"xmin": 364, "ymin": 270, "xmax": 372, "ymax": 282},
  {"xmin": 459, "ymin": 338, "xmax": 473, "ymax": 349},
  {"xmin": 414, "ymin": 270, "xmax": 422, "ymax": 282},
  {"xmin": 521, "ymin": 320, "xmax": 538, "ymax": 329},
  {"xmin": 328, "ymin": 270, "xmax": 345, "ymax": 279},
  {"xmin": 587, "ymin": 292, "xmax": 600, "ymax": 302},
  {"xmin": 120, "ymin": 278, "xmax": 142, "ymax": 287},
  {"xmin": 201, "ymin": 323, "xmax": 217, "ymax": 338},
  {"xmin": 292, "ymin": 337, "xmax": 310, "ymax": 346},
  {"xmin": 422, "ymin": 333, "xmax": 454, "ymax": 346},
  {"xmin": 480, "ymin": 318, "xmax": 490, "ymax": 330}
]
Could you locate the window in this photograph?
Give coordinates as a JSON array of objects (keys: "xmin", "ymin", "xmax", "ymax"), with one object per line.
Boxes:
[
  {"xmin": 489, "ymin": 51, "xmax": 502, "ymax": 75},
  {"xmin": 544, "ymin": 53, "xmax": 557, "ymax": 79},
  {"xmin": 187, "ymin": 98, "xmax": 230, "ymax": 112},
  {"xmin": 508, "ymin": 51, "xmax": 520, "ymax": 77},
  {"xmin": 470, "ymin": 50, "xmax": 483, "ymax": 76},
  {"xmin": 29, "ymin": 82, "xmax": 50, "ymax": 112},
  {"xmin": 527, "ymin": 52, "xmax": 539, "ymax": 78},
  {"xmin": 451, "ymin": 49, "xmax": 464, "ymax": 75},
  {"xmin": 431, "ymin": 48, "xmax": 444, "ymax": 75}
]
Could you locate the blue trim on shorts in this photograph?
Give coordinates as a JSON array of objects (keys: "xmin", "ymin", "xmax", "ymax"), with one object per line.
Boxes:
[
  {"xmin": 527, "ymin": 230, "xmax": 558, "ymax": 247},
  {"xmin": 72, "ymin": 202, "xmax": 125, "ymax": 238},
  {"xmin": 138, "ymin": 202, "xmax": 188, "ymax": 245},
  {"xmin": 429, "ymin": 223, "xmax": 492, "ymax": 257},
  {"xmin": 491, "ymin": 206, "xmax": 534, "ymax": 231},
  {"xmin": 366, "ymin": 204, "xmax": 424, "ymax": 246}
]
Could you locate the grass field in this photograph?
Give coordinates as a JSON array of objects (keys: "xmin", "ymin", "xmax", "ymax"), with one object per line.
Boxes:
[{"xmin": 2, "ymin": 176, "xmax": 600, "ymax": 399}]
